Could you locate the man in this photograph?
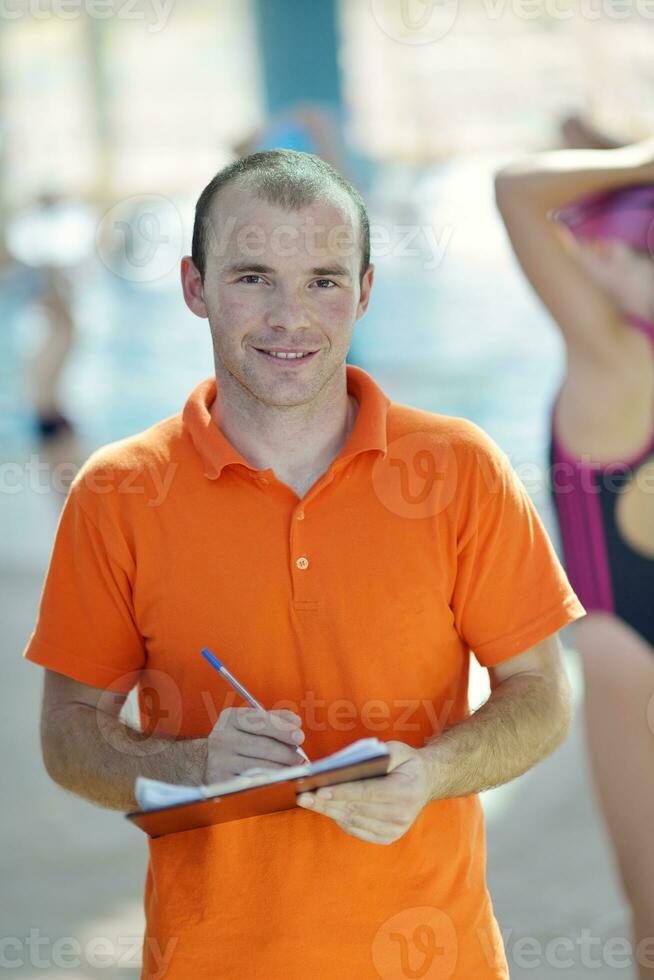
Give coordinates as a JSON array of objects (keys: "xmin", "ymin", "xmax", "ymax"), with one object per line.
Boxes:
[{"xmin": 24, "ymin": 150, "xmax": 585, "ymax": 980}]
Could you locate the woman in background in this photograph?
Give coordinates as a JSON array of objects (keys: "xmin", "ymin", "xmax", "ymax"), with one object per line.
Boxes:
[
  {"xmin": 495, "ymin": 140, "xmax": 654, "ymax": 977},
  {"xmin": 2, "ymin": 193, "xmax": 80, "ymax": 442}
]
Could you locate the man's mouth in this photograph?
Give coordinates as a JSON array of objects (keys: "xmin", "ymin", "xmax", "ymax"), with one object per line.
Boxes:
[{"xmin": 253, "ymin": 347, "xmax": 319, "ymax": 363}]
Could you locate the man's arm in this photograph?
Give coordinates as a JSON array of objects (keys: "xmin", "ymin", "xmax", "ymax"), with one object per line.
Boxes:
[
  {"xmin": 40, "ymin": 670, "xmax": 208, "ymax": 812},
  {"xmin": 297, "ymin": 632, "xmax": 574, "ymax": 844},
  {"xmin": 420, "ymin": 631, "xmax": 573, "ymax": 801},
  {"xmin": 40, "ymin": 669, "xmax": 305, "ymax": 812}
]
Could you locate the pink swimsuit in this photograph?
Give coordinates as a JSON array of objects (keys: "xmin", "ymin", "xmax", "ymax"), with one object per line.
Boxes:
[{"xmin": 548, "ymin": 312, "xmax": 654, "ymax": 645}]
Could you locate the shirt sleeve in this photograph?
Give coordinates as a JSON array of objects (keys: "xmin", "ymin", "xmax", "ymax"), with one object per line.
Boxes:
[
  {"xmin": 450, "ymin": 424, "xmax": 585, "ymax": 667},
  {"xmin": 22, "ymin": 476, "xmax": 146, "ymax": 693}
]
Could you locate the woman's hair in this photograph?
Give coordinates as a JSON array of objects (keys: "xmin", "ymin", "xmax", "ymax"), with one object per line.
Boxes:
[{"xmin": 554, "ymin": 183, "xmax": 654, "ymax": 255}]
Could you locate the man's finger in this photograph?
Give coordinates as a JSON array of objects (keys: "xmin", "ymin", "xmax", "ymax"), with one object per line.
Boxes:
[
  {"xmin": 235, "ymin": 756, "xmax": 292, "ymax": 772},
  {"xmin": 235, "ymin": 729, "xmax": 304, "ymax": 765},
  {"xmin": 312, "ymin": 774, "xmax": 396, "ymax": 803},
  {"xmin": 333, "ymin": 814, "xmax": 399, "ymax": 845},
  {"xmin": 303, "ymin": 798, "xmax": 408, "ymax": 826},
  {"xmin": 234, "ymin": 707, "xmax": 303, "ymax": 745}
]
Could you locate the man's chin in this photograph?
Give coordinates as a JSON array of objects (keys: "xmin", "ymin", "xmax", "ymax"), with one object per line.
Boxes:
[{"xmin": 234, "ymin": 370, "xmax": 320, "ymax": 408}]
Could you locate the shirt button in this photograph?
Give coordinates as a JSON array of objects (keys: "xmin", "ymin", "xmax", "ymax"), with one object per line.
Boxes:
[
  {"xmin": 296, "ymin": 556, "xmax": 309, "ymax": 570},
  {"xmin": 297, "ymin": 510, "xmax": 305, "ymax": 520}
]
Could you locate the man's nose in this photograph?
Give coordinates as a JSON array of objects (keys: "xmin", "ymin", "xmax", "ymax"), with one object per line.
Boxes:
[{"xmin": 265, "ymin": 287, "xmax": 311, "ymax": 330}]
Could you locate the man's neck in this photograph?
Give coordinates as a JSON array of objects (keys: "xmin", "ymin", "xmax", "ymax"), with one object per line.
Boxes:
[{"xmin": 209, "ymin": 366, "xmax": 359, "ymax": 484}]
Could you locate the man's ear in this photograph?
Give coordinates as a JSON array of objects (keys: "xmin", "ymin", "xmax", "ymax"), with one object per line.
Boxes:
[
  {"xmin": 356, "ymin": 264, "xmax": 374, "ymax": 319},
  {"xmin": 181, "ymin": 256, "xmax": 209, "ymax": 319}
]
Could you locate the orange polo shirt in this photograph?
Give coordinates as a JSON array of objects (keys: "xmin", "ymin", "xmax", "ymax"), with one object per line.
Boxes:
[{"xmin": 23, "ymin": 364, "xmax": 585, "ymax": 980}]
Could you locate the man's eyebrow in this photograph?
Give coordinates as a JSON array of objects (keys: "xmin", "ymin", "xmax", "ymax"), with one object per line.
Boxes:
[
  {"xmin": 225, "ymin": 262, "xmax": 275, "ymax": 275},
  {"xmin": 311, "ymin": 264, "xmax": 352, "ymax": 278},
  {"xmin": 224, "ymin": 261, "xmax": 352, "ymax": 278}
]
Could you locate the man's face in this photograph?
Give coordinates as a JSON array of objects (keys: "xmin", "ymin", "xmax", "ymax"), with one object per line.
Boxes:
[{"xmin": 183, "ymin": 182, "xmax": 373, "ymax": 408}]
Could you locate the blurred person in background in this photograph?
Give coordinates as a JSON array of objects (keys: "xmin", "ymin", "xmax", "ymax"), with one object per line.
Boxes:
[
  {"xmin": 234, "ymin": 100, "xmax": 357, "ymax": 187},
  {"xmin": 2, "ymin": 192, "xmax": 94, "ymax": 444},
  {"xmin": 495, "ymin": 139, "xmax": 654, "ymax": 977},
  {"xmin": 560, "ymin": 112, "xmax": 628, "ymax": 151}
]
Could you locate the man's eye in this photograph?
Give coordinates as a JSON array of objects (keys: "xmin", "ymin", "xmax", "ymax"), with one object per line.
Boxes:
[
  {"xmin": 239, "ymin": 275, "xmax": 265, "ymax": 284},
  {"xmin": 313, "ymin": 279, "xmax": 336, "ymax": 288}
]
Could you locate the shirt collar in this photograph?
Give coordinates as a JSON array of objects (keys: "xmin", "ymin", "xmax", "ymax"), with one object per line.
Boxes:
[{"xmin": 182, "ymin": 364, "xmax": 390, "ymax": 480}]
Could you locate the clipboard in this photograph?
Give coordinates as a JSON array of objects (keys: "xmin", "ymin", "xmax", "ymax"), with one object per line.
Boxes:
[{"xmin": 125, "ymin": 745, "xmax": 391, "ymax": 838}]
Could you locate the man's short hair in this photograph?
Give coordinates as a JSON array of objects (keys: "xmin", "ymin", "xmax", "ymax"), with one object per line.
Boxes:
[{"xmin": 191, "ymin": 149, "xmax": 370, "ymax": 284}]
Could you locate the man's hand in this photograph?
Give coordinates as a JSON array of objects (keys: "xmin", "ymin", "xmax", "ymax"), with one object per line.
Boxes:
[
  {"xmin": 296, "ymin": 741, "xmax": 430, "ymax": 845},
  {"xmin": 205, "ymin": 707, "xmax": 305, "ymax": 783}
]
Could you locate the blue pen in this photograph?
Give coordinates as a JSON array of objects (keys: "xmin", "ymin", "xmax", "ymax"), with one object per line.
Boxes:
[{"xmin": 201, "ymin": 647, "xmax": 310, "ymax": 764}]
